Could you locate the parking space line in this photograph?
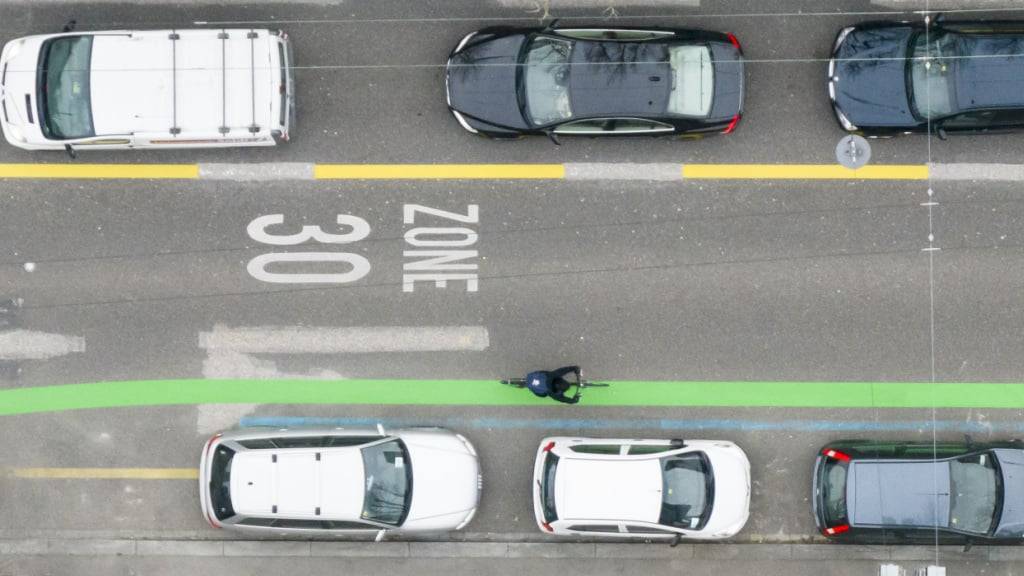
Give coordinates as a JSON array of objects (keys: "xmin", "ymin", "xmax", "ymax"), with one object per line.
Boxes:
[
  {"xmin": 0, "ymin": 164, "xmax": 199, "ymax": 179},
  {"xmin": 1, "ymin": 379, "xmax": 1023, "ymax": 416},
  {"xmin": 5, "ymin": 467, "xmax": 197, "ymax": 479},
  {"xmin": 682, "ymin": 164, "xmax": 929, "ymax": 180},
  {"xmin": 314, "ymin": 164, "xmax": 565, "ymax": 180}
]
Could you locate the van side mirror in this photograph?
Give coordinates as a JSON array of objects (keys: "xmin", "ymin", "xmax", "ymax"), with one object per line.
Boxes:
[
  {"xmin": 64, "ymin": 144, "xmax": 77, "ymax": 159},
  {"xmin": 62, "ymin": 20, "xmax": 77, "ymax": 33},
  {"xmin": 375, "ymin": 530, "xmax": 386, "ymax": 543},
  {"xmin": 545, "ymin": 131, "xmax": 561, "ymax": 146}
]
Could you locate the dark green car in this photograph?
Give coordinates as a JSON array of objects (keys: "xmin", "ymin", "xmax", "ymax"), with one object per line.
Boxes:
[{"xmin": 813, "ymin": 439, "xmax": 1024, "ymax": 545}]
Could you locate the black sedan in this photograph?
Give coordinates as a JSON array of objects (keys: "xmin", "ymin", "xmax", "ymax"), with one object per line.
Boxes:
[
  {"xmin": 813, "ymin": 439, "xmax": 1024, "ymax": 545},
  {"xmin": 445, "ymin": 25, "xmax": 744, "ymax": 141},
  {"xmin": 829, "ymin": 19, "xmax": 1024, "ymax": 138}
]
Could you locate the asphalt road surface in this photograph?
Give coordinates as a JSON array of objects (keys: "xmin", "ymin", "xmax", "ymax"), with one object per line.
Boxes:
[{"xmin": 2, "ymin": 1, "xmax": 1024, "ymax": 575}]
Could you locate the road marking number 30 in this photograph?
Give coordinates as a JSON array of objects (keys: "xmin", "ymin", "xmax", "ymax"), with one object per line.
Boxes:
[{"xmin": 246, "ymin": 205, "xmax": 479, "ymax": 292}]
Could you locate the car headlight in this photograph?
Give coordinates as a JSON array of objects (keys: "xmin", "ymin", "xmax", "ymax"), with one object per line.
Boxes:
[
  {"xmin": 453, "ymin": 32, "xmax": 478, "ymax": 55},
  {"xmin": 834, "ymin": 106, "xmax": 858, "ymax": 131},
  {"xmin": 4, "ymin": 122, "xmax": 25, "ymax": 143},
  {"xmin": 450, "ymin": 109, "xmax": 479, "ymax": 134},
  {"xmin": 455, "ymin": 507, "xmax": 477, "ymax": 531},
  {"xmin": 833, "ymin": 27, "xmax": 855, "ymax": 53},
  {"xmin": 3, "ymin": 39, "xmax": 25, "ymax": 62}
]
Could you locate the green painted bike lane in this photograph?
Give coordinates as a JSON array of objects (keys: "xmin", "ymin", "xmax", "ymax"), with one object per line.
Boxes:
[{"xmin": 2, "ymin": 379, "xmax": 1024, "ymax": 416}]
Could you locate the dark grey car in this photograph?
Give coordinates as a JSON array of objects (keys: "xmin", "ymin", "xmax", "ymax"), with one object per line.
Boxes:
[
  {"xmin": 813, "ymin": 440, "xmax": 1024, "ymax": 545},
  {"xmin": 445, "ymin": 25, "xmax": 744, "ymax": 141},
  {"xmin": 828, "ymin": 19, "xmax": 1024, "ymax": 138}
]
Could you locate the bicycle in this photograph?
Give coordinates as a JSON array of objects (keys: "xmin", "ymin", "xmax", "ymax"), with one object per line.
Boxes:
[{"xmin": 501, "ymin": 369, "xmax": 610, "ymax": 398}]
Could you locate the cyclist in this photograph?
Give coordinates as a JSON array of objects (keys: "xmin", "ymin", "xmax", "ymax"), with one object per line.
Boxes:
[{"xmin": 525, "ymin": 365, "xmax": 581, "ymax": 404}]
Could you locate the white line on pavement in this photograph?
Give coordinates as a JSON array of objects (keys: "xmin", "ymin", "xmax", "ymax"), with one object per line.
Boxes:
[
  {"xmin": 0, "ymin": 330, "xmax": 85, "ymax": 360},
  {"xmin": 198, "ymin": 325, "xmax": 490, "ymax": 354}
]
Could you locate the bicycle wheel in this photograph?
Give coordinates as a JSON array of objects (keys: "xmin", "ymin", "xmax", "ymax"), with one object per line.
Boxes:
[{"xmin": 501, "ymin": 378, "xmax": 528, "ymax": 388}]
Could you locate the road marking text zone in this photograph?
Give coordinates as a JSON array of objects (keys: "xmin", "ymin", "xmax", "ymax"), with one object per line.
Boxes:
[{"xmin": 245, "ymin": 204, "xmax": 480, "ymax": 292}]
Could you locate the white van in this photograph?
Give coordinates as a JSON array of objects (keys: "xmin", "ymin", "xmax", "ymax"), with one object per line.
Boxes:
[{"xmin": 0, "ymin": 26, "xmax": 294, "ymax": 153}]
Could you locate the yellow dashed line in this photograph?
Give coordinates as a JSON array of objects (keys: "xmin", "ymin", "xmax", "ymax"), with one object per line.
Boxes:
[
  {"xmin": 0, "ymin": 164, "xmax": 199, "ymax": 179},
  {"xmin": 6, "ymin": 467, "xmax": 198, "ymax": 480},
  {"xmin": 682, "ymin": 164, "xmax": 929, "ymax": 180},
  {"xmin": 315, "ymin": 164, "xmax": 565, "ymax": 180}
]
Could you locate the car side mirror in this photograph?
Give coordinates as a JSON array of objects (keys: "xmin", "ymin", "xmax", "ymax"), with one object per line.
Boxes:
[
  {"xmin": 375, "ymin": 529, "xmax": 386, "ymax": 543},
  {"xmin": 933, "ymin": 13, "xmax": 946, "ymax": 25},
  {"xmin": 376, "ymin": 423, "xmax": 386, "ymax": 436},
  {"xmin": 542, "ymin": 18, "xmax": 561, "ymax": 32},
  {"xmin": 670, "ymin": 439, "xmax": 686, "ymax": 449},
  {"xmin": 964, "ymin": 433, "xmax": 975, "ymax": 450},
  {"xmin": 669, "ymin": 534, "xmax": 682, "ymax": 547},
  {"xmin": 64, "ymin": 144, "xmax": 77, "ymax": 159},
  {"xmin": 963, "ymin": 538, "xmax": 973, "ymax": 552},
  {"xmin": 62, "ymin": 20, "xmax": 77, "ymax": 33},
  {"xmin": 545, "ymin": 131, "xmax": 561, "ymax": 146},
  {"xmin": 936, "ymin": 127, "xmax": 948, "ymax": 141}
]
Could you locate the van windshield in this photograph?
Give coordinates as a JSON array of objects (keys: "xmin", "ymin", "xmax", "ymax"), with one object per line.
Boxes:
[{"xmin": 39, "ymin": 36, "xmax": 95, "ymax": 140}]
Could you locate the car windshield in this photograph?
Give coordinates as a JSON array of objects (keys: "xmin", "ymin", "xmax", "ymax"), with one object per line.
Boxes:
[
  {"xmin": 361, "ymin": 439, "xmax": 412, "ymax": 526},
  {"xmin": 659, "ymin": 452, "xmax": 712, "ymax": 529},
  {"xmin": 948, "ymin": 452, "xmax": 1000, "ymax": 535},
  {"xmin": 820, "ymin": 458, "xmax": 849, "ymax": 526},
  {"xmin": 667, "ymin": 45, "xmax": 713, "ymax": 117},
  {"xmin": 523, "ymin": 36, "xmax": 573, "ymax": 125},
  {"xmin": 39, "ymin": 36, "xmax": 95, "ymax": 140},
  {"xmin": 540, "ymin": 452, "xmax": 559, "ymax": 523},
  {"xmin": 209, "ymin": 444, "xmax": 236, "ymax": 521},
  {"xmin": 909, "ymin": 31, "xmax": 959, "ymax": 120}
]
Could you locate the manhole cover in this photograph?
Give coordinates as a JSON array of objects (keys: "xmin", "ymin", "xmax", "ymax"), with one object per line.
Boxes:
[{"xmin": 836, "ymin": 134, "xmax": 871, "ymax": 169}]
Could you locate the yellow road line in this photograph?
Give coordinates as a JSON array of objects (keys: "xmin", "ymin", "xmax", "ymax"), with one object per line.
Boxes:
[
  {"xmin": 315, "ymin": 164, "xmax": 565, "ymax": 180},
  {"xmin": 683, "ymin": 164, "xmax": 929, "ymax": 180},
  {"xmin": 0, "ymin": 164, "xmax": 199, "ymax": 179},
  {"xmin": 6, "ymin": 467, "xmax": 198, "ymax": 480}
]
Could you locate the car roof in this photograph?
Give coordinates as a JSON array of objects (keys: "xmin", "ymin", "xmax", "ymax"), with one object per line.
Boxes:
[
  {"xmin": 230, "ymin": 447, "xmax": 366, "ymax": 521},
  {"xmin": 555, "ymin": 457, "xmax": 662, "ymax": 522},
  {"xmin": 848, "ymin": 461, "xmax": 950, "ymax": 528},
  {"xmin": 568, "ymin": 41, "xmax": 672, "ymax": 118},
  {"xmin": 955, "ymin": 34, "xmax": 1024, "ymax": 110},
  {"xmin": 88, "ymin": 29, "xmax": 277, "ymax": 136}
]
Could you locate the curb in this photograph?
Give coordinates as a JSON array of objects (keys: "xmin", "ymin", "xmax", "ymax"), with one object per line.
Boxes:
[{"xmin": 2, "ymin": 539, "xmax": 1023, "ymax": 561}]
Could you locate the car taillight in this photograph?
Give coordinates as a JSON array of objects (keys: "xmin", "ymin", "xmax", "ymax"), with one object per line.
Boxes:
[
  {"xmin": 822, "ymin": 448, "xmax": 851, "ymax": 462},
  {"xmin": 727, "ymin": 33, "xmax": 741, "ymax": 51},
  {"xmin": 722, "ymin": 114, "xmax": 741, "ymax": 134},
  {"xmin": 541, "ymin": 521, "xmax": 554, "ymax": 532},
  {"xmin": 542, "ymin": 441, "xmax": 555, "ymax": 452},
  {"xmin": 824, "ymin": 524, "xmax": 850, "ymax": 535}
]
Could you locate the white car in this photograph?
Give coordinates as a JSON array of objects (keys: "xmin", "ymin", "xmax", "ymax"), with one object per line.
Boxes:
[
  {"xmin": 532, "ymin": 437, "xmax": 750, "ymax": 540},
  {"xmin": 0, "ymin": 25, "xmax": 294, "ymax": 152},
  {"xmin": 199, "ymin": 426, "xmax": 481, "ymax": 537}
]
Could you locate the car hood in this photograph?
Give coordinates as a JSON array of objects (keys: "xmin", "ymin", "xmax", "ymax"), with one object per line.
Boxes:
[
  {"xmin": 701, "ymin": 444, "xmax": 751, "ymax": 536},
  {"xmin": 832, "ymin": 27, "xmax": 917, "ymax": 127},
  {"xmin": 401, "ymin": 435, "xmax": 481, "ymax": 531},
  {"xmin": 994, "ymin": 449, "xmax": 1024, "ymax": 538},
  {"xmin": 446, "ymin": 33, "xmax": 530, "ymax": 130}
]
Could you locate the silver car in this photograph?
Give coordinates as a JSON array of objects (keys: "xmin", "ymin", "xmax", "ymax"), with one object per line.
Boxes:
[{"xmin": 199, "ymin": 425, "xmax": 481, "ymax": 537}]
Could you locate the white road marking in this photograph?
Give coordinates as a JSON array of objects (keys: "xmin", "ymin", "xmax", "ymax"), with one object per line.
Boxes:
[
  {"xmin": 929, "ymin": 163, "xmax": 1024, "ymax": 181},
  {"xmin": 199, "ymin": 325, "xmax": 490, "ymax": 354},
  {"xmin": 565, "ymin": 163, "xmax": 682, "ymax": 181},
  {"xmin": 196, "ymin": 403, "xmax": 260, "ymax": 434},
  {"xmin": 0, "ymin": 330, "xmax": 85, "ymax": 360},
  {"xmin": 199, "ymin": 163, "xmax": 315, "ymax": 181},
  {"xmin": 201, "ymin": 350, "xmax": 347, "ymax": 380}
]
